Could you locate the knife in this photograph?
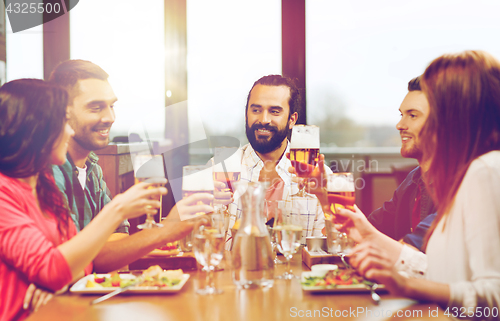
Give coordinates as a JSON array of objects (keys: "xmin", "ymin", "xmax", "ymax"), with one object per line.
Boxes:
[{"xmin": 90, "ymin": 278, "xmax": 145, "ymax": 305}]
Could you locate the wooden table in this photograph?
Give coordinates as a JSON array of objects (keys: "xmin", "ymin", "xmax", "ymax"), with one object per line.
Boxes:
[{"xmin": 27, "ymin": 253, "xmax": 452, "ymax": 321}]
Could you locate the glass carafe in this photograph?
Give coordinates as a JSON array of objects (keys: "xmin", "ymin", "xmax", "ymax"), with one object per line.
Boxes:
[{"xmin": 232, "ymin": 181, "xmax": 274, "ymax": 289}]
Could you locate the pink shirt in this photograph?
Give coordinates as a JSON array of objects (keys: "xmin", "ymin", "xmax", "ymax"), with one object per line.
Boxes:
[{"xmin": 0, "ymin": 172, "xmax": 86, "ymax": 320}]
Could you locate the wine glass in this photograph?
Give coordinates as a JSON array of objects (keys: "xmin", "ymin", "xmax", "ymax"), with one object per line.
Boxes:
[
  {"xmin": 265, "ymin": 200, "xmax": 284, "ymax": 265},
  {"xmin": 289, "ymin": 125, "xmax": 320, "ymax": 198},
  {"xmin": 274, "ymin": 201, "xmax": 302, "ymax": 279},
  {"xmin": 325, "ymin": 222, "xmax": 355, "ymax": 269},
  {"xmin": 134, "ymin": 155, "xmax": 165, "ymax": 229},
  {"xmin": 336, "ymin": 232, "xmax": 356, "ymax": 269},
  {"xmin": 193, "ymin": 215, "xmax": 225, "ymax": 295},
  {"xmin": 212, "ymin": 147, "xmax": 241, "ymax": 240}
]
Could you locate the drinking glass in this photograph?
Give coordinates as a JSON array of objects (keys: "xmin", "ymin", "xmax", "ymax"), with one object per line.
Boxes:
[
  {"xmin": 274, "ymin": 201, "xmax": 302, "ymax": 279},
  {"xmin": 265, "ymin": 200, "xmax": 284, "ymax": 265},
  {"xmin": 212, "ymin": 147, "xmax": 241, "ymax": 197},
  {"xmin": 193, "ymin": 216, "xmax": 225, "ymax": 295},
  {"xmin": 181, "ymin": 165, "xmax": 214, "ymax": 220},
  {"xmin": 290, "ymin": 195, "xmax": 320, "ymax": 245},
  {"xmin": 325, "ymin": 173, "xmax": 356, "ymax": 268},
  {"xmin": 212, "ymin": 147, "xmax": 241, "ymax": 240},
  {"xmin": 289, "ymin": 125, "xmax": 320, "ymax": 197},
  {"xmin": 326, "ymin": 224, "xmax": 355, "ymax": 269},
  {"xmin": 134, "ymin": 155, "xmax": 165, "ymax": 229},
  {"xmin": 326, "ymin": 172, "xmax": 355, "ymax": 214}
]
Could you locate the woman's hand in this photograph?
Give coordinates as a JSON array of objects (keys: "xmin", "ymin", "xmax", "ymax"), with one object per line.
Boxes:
[
  {"xmin": 348, "ymin": 237, "xmax": 404, "ymax": 272},
  {"xmin": 213, "ymin": 181, "xmax": 233, "ymax": 206},
  {"xmin": 167, "ymin": 192, "xmax": 214, "ymax": 221},
  {"xmin": 110, "ymin": 178, "xmax": 168, "ymax": 220},
  {"xmin": 161, "ymin": 198, "xmax": 214, "ymax": 240},
  {"xmin": 334, "ymin": 205, "xmax": 379, "ymax": 243},
  {"xmin": 288, "ymin": 153, "xmax": 330, "ymax": 214},
  {"xmin": 23, "ymin": 283, "xmax": 57, "ymax": 313},
  {"xmin": 348, "ymin": 244, "xmax": 409, "ymax": 296}
]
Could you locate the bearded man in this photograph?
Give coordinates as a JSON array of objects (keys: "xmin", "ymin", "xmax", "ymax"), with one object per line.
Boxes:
[{"xmin": 227, "ymin": 75, "xmax": 332, "ymax": 244}]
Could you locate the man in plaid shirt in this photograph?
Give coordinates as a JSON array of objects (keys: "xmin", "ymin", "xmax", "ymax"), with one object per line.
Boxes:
[
  {"xmin": 49, "ymin": 60, "xmax": 213, "ymax": 272},
  {"xmin": 227, "ymin": 75, "xmax": 332, "ymax": 246}
]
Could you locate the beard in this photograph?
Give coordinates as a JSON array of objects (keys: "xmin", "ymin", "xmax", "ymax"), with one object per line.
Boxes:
[
  {"xmin": 400, "ymin": 141, "xmax": 423, "ymax": 160},
  {"xmin": 70, "ymin": 122, "xmax": 111, "ymax": 152},
  {"xmin": 73, "ymin": 133, "xmax": 109, "ymax": 152},
  {"xmin": 246, "ymin": 121, "xmax": 291, "ymax": 154}
]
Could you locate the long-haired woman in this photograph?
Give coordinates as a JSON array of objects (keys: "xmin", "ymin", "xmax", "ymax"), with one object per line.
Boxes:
[
  {"xmin": 337, "ymin": 51, "xmax": 500, "ymax": 319},
  {"xmin": 0, "ymin": 79, "xmax": 166, "ymax": 320}
]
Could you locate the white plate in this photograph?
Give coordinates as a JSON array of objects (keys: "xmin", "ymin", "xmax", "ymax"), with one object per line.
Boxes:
[
  {"xmin": 301, "ymin": 271, "xmax": 384, "ymax": 293},
  {"xmin": 70, "ymin": 273, "xmax": 190, "ymax": 294}
]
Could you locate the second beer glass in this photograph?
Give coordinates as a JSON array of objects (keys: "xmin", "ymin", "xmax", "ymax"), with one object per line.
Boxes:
[{"xmin": 289, "ymin": 125, "xmax": 320, "ymax": 197}]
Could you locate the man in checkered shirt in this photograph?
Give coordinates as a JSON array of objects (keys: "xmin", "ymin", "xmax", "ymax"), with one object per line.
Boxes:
[{"xmin": 226, "ymin": 75, "xmax": 332, "ymax": 246}]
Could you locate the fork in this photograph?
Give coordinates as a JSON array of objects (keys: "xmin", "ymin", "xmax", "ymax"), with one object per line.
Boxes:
[
  {"xmin": 339, "ymin": 254, "xmax": 352, "ymax": 269},
  {"xmin": 370, "ymin": 283, "xmax": 381, "ymax": 305},
  {"xmin": 90, "ymin": 278, "xmax": 145, "ymax": 305}
]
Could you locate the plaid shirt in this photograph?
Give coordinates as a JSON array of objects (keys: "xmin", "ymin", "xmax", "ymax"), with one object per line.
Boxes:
[
  {"xmin": 52, "ymin": 152, "xmax": 129, "ymax": 233},
  {"xmin": 228, "ymin": 142, "xmax": 330, "ymax": 245}
]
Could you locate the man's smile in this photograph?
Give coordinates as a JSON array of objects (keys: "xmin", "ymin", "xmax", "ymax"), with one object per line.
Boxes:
[{"xmin": 95, "ymin": 128, "xmax": 110, "ymax": 137}]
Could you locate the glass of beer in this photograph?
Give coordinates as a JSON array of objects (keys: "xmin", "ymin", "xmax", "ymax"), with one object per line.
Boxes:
[
  {"xmin": 326, "ymin": 172, "xmax": 355, "ymax": 214},
  {"xmin": 133, "ymin": 154, "xmax": 165, "ymax": 229},
  {"xmin": 212, "ymin": 147, "xmax": 241, "ymax": 243},
  {"xmin": 325, "ymin": 172, "xmax": 356, "ymax": 268},
  {"xmin": 212, "ymin": 147, "xmax": 241, "ymax": 207},
  {"xmin": 289, "ymin": 125, "xmax": 320, "ymax": 197},
  {"xmin": 181, "ymin": 165, "xmax": 214, "ymax": 219}
]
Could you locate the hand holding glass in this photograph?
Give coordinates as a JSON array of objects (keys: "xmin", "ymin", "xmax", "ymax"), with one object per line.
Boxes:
[
  {"xmin": 134, "ymin": 155, "xmax": 166, "ymax": 229},
  {"xmin": 289, "ymin": 125, "xmax": 320, "ymax": 197},
  {"xmin": 325, "ymin": 173, "xmax": 356, "ymax": 268},
  {"xmin": 181, "ymin": 165, "xmax": 214, "ymax": 220}
]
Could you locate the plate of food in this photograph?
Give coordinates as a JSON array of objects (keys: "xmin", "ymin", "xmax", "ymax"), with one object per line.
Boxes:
[
  {"xmin": 147, "ymin": 242, "xmax": 181, "ymax": 257},
  {"xmin": 70, "ymin": 265, "xmax": 190, "ymax": 294},
  {"xmin": 301, "ymin": 269, "xmax": 384, "ymax": 293}
]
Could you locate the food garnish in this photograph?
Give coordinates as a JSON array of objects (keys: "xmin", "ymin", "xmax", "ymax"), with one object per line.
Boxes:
[
  {"xmin": 302, "ymin": 269, "xmax": 373, "ymax": 288},
  {"xmin": 85, "ymin": 265, "xmax": 183, "ymax": 288},
  {"xmin": 157, "ymin": 241, "xmax": 178, "ymax": 251}
]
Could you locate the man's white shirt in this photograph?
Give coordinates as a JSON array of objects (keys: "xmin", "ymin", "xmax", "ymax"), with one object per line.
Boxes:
[{"xmin": 226, "ymin": 141, "xmax": 332, "ymax": 247}]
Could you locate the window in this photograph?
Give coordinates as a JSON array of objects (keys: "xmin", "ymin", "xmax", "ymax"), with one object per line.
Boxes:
[
  {"xmin": 306, "ymin": 0, "xmax": 500, "ymax": 147},
  {"xmin": 6, "ymin": 14, "xmax": 43, "ymax": 81},
  {"xmin": 186, "ymin": 0, "xmax": 281, "ymax": 146},
  {"xmin": 70, "ymin": 0, "xmax": 165, "ymax": 141}
]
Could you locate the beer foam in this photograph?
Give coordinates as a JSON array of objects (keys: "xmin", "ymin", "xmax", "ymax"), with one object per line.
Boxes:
[
  {"xmin": 133, "ymin": 155, "xmax": 165, "ymax": 178},
  {"xmin": 213, "ymin": 147, "xmax": 242, "ymax": 173},
  {"xmin": 182, "ymin": 166, "xmax": 214, "ymax": 191},
  {"xmin": 290, "ymin": 125, "xmax": 320, "ymax": 149},
  {"xmin": 327, "ymin": 175, "xmax": 355, "ymax": 192}
]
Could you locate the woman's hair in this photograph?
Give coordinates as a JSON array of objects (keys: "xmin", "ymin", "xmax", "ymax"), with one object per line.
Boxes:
[
  {"xmin": 0, "ymin": 79, "xmax": 72, "ymax": 237},
  {"xmin": 421, "ymin": 50, "xmax": 500, "ymax": 237}
]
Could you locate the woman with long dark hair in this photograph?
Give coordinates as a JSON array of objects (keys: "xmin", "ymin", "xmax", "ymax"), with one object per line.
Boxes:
[
  {"xmin": 331, "ymin": 51, "xmax": 500, "ymax": 319},
  {"xmin": 0, "ymin": 79, "xmax": 167, "ymax": 320}
]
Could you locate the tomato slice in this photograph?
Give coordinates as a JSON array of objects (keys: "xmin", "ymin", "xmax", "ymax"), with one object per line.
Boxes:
[{"xmin": 94, "ymin": 276, "xmax": 106, "ymax": 283}]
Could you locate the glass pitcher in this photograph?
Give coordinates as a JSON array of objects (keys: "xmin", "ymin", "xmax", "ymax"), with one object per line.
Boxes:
[{"xmin": 232, "ymin": 181, "xmax": 274, "ymax": 289}]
